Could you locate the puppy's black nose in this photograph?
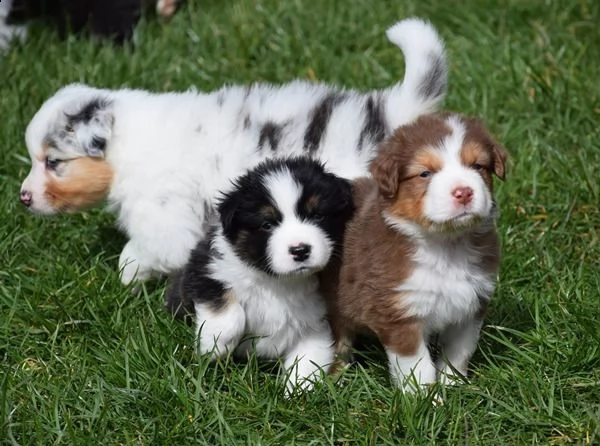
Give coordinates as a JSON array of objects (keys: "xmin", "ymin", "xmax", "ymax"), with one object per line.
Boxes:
[
  {"xmin": 20, "ymin": 190, "xmax": 32, "ymax": 207},
  {"xmin": 289, "ymin": 243, "xmax": 311, "ymax": 262}
]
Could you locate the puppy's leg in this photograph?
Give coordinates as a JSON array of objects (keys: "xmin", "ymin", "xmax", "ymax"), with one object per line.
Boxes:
[
  {"xmin": 119, "ymin": 241, "xmax": 153, "ymax": 285},
  {"xmin": 283, "ymin": 326, "xmax": 335, "ymax": 395},
  {"xmin": 194, "ymin": 290, "xmax": 246, "ymax": 359},
  {"xmin": 329, "ymin": 315, "xmax": 355, "ymax": 375},
  {"xmin": 436, "ymin": 318, "xmax": 483, "ymax": 385},
  {"xmin": 118, "ymin": 200, "xmax": 208, "ymax": 284},
  {"xmin": 379, "ymin": 320, "xmax": 436, "ymax": 393}
]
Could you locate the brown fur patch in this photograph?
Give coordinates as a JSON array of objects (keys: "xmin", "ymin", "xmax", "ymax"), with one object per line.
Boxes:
[
  {"xmin": 461, "ymin": 116, "xmax": 508, "ymax": 180},
  {"xmin": 44, "ymin": 157, "xmax": 113, "ymax": 211}
]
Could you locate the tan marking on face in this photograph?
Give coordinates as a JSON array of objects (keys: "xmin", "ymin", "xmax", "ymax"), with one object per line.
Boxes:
[
  {"xmin": 385, "ymin": 149, "xmax": 444, "ymax": 228},
  {"xmin": 460, "ymin": 141, "xmax": 494, "ymax": 190},
  {"xmin": 258, "ymin": 205, "xmax": 279, "ymax": 220},
  {"xmin": 44, "ymin": 157, "xmax": 113, "ymax": 212},
  {"xmin": 305, "ymin": 195, "xmax": 320, "ymax": 214}
]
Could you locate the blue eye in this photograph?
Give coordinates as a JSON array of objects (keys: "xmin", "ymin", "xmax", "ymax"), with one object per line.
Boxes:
[
  {"xmin": 419, "ymin": 171, "xmax": 432, "ymax": 178},
  {"xmin": 45, "ymin": 158, "xmax": 61, "ymax": 170}
]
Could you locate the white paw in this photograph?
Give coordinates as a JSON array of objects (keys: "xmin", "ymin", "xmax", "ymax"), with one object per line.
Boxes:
[
  {"xmin": 119, "ymin": 246, "xmax": 152, "ymax": 285},
  {"xmin": 438, "ymin": 365, "xmax": 467, "ymax": 386},
  {"xmin": 284, "ymin": 373, "xmax": 316, "ymax": 398}
]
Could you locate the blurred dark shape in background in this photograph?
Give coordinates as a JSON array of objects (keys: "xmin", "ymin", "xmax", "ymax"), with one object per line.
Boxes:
[{"xmin": 6, "ymin": 0, "xmax": 182, "ymax": 44}]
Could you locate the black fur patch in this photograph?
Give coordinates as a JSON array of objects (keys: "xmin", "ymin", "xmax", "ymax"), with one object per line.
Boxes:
[
  {"xmin": 357, "ymin": 94, "xmax": 386, "ymax": 151},
  {"xmin": 66, "ymin": 97, "xmax": 111, "ymax": 125},
  {"xmin": 165, "ymin": 229, "xmax": 228, "ymax": 325},
  {"xmin": 303, "ymin": 93, "xmax": 346, "ymax": 154},
  {"xmin": 257, "ymin": 121, "xmax": 283, "ymax": 152},
  {"xmin": 418, "ymin": 53, "xmax": 448, "ymax": 100}
]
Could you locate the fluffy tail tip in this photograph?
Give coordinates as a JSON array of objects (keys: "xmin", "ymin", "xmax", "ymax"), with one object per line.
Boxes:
[{"xmin": 386, "ymin": 18, "xmax": 444, "ymax": 54}]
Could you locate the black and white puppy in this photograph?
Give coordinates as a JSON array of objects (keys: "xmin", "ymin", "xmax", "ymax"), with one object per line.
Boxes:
[{"xmin": 166, "ymin": 157, "xmax": 354, "ymax": 393}]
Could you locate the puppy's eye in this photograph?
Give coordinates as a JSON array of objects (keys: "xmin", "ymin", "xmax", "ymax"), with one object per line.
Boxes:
[
  {"xmin": 311, "ymin": 212, "xmax": 324, "ymax": 222},
  {"xmin": 419, "ymin": 171, "xmax": 432, "ymax": 178},
  {"xmin": 261, "ymin": 221, "xmax": 274, "ymax": 232},
  {"xmin": 65, "ymin": 124, "xmax": 74, "ymax": 133},
  {"xmin": 45, "ymin": 157, "xmax": 61, "ymax": 170},
  {"xmin": 472, "ymin": 163, "xmax": 485, "ymax": 171}
]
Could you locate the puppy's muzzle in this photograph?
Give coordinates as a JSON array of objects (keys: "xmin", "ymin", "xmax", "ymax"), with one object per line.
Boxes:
[{"xmin": 20, "ymin": 190, "xmax": 32, "ymax": 207}]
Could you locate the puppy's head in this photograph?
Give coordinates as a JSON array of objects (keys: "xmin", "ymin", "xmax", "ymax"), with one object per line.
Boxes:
[
  {"xmin": 218, "ymin": 157, "xmax": 354, "ymax": 277},
  {"xmin": 19, "ymin": 84, "xmax": 115, "ymax": 214},
  {"xmin": 371, "ymin": 113, "xmax": 507, "ymax": 235}
]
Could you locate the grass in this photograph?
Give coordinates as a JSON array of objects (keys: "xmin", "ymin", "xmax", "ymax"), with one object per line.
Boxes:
[{"xmin": 1, "ymin": 0, "xmax": 599, "ymax": 444}]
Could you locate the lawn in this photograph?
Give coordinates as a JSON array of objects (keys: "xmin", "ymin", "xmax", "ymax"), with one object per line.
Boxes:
[{"xmin": 1, "ymin": 0, "xmax": 599, "ymax": 444}]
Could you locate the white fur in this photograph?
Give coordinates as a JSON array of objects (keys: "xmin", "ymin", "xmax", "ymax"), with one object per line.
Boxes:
[
  {"xmin": 196, "ymin": 230, "xmax": 334, "ymax": 393},
  {"xmin": 20, "ymin": 18, "xmax": 447, "ymax": 283},
  {"xmin": 264, "ymin": 171, "xmax": 332, "ymax": 275},
  {"xmin": 386, "ymin": 338, "xmax": 437, "ymax": 393},
  {"xmin": 423, "ymin": 117, "xmax": 493, "ymax": 226}
]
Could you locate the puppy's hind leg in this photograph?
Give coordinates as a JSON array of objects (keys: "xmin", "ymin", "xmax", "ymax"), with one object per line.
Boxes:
[
  {"xmin": 195, "ymin": 290, "xmax": 246, "ymax": 359},
  {"xmin": 283, "ymin": 325, "xmax": 335, "ymax": 395}
]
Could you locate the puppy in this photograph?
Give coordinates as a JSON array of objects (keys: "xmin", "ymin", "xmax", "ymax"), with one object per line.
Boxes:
[
  {"xmin": 2, "ymin": 0, "xmax": 178, "ymax": 48},
  {"xmin": 18, "ymin": 18, "xmax": 448, "ymax": 284},
  {"xmin": 325, "ymin": 113, "xmax": 507, "ymax": 392},
  {"xmin": 166, "ymin": 157, "xmax": 354, "ymax": 393}
]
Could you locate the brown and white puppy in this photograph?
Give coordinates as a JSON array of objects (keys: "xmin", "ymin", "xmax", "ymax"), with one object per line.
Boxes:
[{"xmin": 326, "ymin": 112, "xmax": 507, "ymax": 392}]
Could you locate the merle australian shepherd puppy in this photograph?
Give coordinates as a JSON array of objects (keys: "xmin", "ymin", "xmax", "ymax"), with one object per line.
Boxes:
[{"xmin": 166, "ymin": 157, "xmax": 354, "ymax": 394}]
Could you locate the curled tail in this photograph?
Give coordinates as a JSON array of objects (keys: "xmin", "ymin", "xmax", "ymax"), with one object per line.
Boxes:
[{"xmin": 384, "ymin": 18, "xmax": 448, "ymax": 128}]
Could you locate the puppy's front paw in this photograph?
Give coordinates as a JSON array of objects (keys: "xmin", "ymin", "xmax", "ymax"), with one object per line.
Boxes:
[
  {"xmin": 119, "ymin": 244, "xmax": 151, "ymax": 285},
  {"xmin": 284, "ymin": 374, "xmax": 315, "ymax": 398},
  {"xmin": 437, "ymin": 365, "xmax": 467, "ymax": 386}
]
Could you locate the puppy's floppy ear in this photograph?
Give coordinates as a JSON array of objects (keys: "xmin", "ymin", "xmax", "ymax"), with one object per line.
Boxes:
[
  {"xmin": 370, "ymin": 141, "xmax": 402, "ymax": 199},
  {"xmin": 66, "ymin": 97, "xmax": 114, "ymax": 158},
  {"xmin": 217, "ymin": 189, "xmax": 242, "ymax": 236},
  {"xmin": 491, "ymin": 142, "xmax": 508, "ymax": 181},
  {"xmin": 334, "ymin": 176, "xmax": 354, "ymax": 214}
]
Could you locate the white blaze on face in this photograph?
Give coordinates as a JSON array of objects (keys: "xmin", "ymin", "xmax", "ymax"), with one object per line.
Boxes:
[
  {"xmin": 263, "ymin": 169, "xmax": 332, "ymax": 276},
  {"xmin": 423, "ymin": 116, "xmax": 493, "ymax": 226}
]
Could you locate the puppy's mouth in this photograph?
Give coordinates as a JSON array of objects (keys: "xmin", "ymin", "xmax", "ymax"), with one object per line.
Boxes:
[
  {"xmin": 276, "ymin": 265, "xmax": 323, "ymax": 278},
  {"xmin": 430, "ymin": 212, "xmax": 487, "ymax": 233}
]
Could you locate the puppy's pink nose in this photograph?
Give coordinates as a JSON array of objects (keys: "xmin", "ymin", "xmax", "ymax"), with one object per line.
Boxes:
[
  {"xmin": 452, "ymin": 186, "xmax": 473, "ymax": 206},
  {"xmin": 20, "ymin": 190, "xmax": 33, "ymax": 207}
]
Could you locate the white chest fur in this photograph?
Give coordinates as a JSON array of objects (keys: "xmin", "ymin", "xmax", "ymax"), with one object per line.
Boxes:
[
  {"xmin": 209, "ymin": 235, "xmax": 328, "ymax": 358},
  {"xmin": 396, "ymin": 234, "xmax": 496, "ymax": 333}
]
